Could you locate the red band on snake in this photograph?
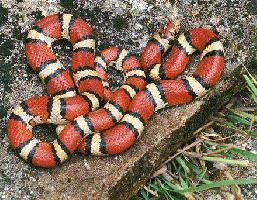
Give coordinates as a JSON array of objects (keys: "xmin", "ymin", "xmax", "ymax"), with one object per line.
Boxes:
[{"xmin": 7, "ymin": 13, "xmax": 224, "ymax": 168}]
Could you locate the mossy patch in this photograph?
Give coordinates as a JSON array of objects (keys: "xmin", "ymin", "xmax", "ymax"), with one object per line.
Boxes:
[
  {"xmin": 0, "ymin": 4, "xmax": 8, "ymax": 26},
  {"xmin": 0, "ymin": 104, "xmax": 7, "ymax": 119},
  {"xmin": 113, "ymin": 16, "xmax": 128, "ymax": 30},
  {"xmin": 60, "ymin": 0, "xmax": 75, "ymax": 9},
  {"xmin": 106, "ymin": 66, "xmax": 124, "ymax": 91},
  {"xmin": 0, "ymin": 34, "xmax": 14, "ymax": 56},
  {"xmin": 30, "ymin": 10, "xmax": 43, "ymax": 21},
  {"xmin": 246, "ymin": 0, "xmax": 257, "ymax": 15},
  {"xmin": 12, "ymin": 26, "xmax": 26, "ymax": 40},
  {"xmin": 32, "ymin": 124, "xmax": 58, "ymax": 142},
  {"xmin": 0, "ymin": 63, "xmax": 12, "ymax": 83}
]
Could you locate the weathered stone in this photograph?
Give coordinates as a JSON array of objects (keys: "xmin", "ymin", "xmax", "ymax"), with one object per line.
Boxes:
[{"xmin": 0, "ymin": 0, "xmax": 256, "ymax": 199}]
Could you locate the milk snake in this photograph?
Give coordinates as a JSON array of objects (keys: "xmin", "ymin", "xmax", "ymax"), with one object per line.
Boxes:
[{"xmin": 7, "ymin": 13, "xmax": 224, "ymax": 168}]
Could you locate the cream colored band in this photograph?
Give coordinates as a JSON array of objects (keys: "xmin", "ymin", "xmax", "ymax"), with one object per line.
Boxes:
[
  {"xmin": 122, "ymin": 114, "xmax": 144, "ymax": 135},
  {"xmin": 126, "ymin": 69, "xmax": 145, "ymax": 78},
  {"xmin": 19, "ymin": 138, "xmax": 39, "ymax": 160},
  {"xmin": 153, "ymin": 33, "xmax": 171, "ymax": 53},
  {"xmin": 90, "ymin": 133, "xmax": 103, "ymax": 155},
  {"xmin": 73, "ymin": 39, "xmax": 95, "ymax": 51},
  {"xmin": 201, "ymin": 41, "xmax": 224, "ymax": 59},
  {"xmin": 74, "ymin": 69, "xmax": 100, "ymax": 86},
  {"xmin": 38, "ymin": 60, "xmax": 64, "ymax": 81},
  {"xmin": 115, "ymin": 49, "xmax": 128, "ymax": 71},
  {"xmin": 53, "ymin": 139, "xmax": 68, "ymax": 162},
  {"xmin": 13, "ymin": 105, "xmax": 33, "ymax": 131},
  {"xmin": 185, "ymin": 76, "xmax": 206, "ymax": 97},
  {"xmin": 62, "ymin": 14, "xmax": 73, "ymax": 40},
  {"xmin": 74, "ymin": 115, "xmax": 91, "ymax": 134},
  {"xmin": 82, "ymin": 92, "xmax": 100, "ymax": 111},
  {"xmin": 48, "ymin": 98, "xmax": 67, "ymax": 124},
  {"xmin": 149, "ymin": 64, "xmax": 161, "ymax": 80},
  {"xmin": 146, "ymin": 83, "xmax": 167, "ymax": 111},
  {"xmin": 121, "ymin": 84, "xmax": 137, "ymax": 98},
  {"xmin": 177, "ymin": 33, "xmax": 196, "ymax": 55},
  {"xmin": 95, "ymin": 56, "xmax": 107, "ymax": 69},
  {"xmin": 27, "ymin": 29, "xmax": 54, "ymax": 47},
  {"xmin": 104, "ymin": 103, "xmax": 123, "ymax": 122}
]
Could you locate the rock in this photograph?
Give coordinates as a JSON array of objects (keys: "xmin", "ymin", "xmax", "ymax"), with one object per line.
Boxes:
[{"xmin": 0, "ymin": 0, "xmax": 256, "ymax": 199}]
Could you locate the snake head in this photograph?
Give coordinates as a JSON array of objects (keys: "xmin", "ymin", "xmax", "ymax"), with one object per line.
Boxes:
[{"xmin": 159, "ymin": 20, "xmax": 180, "ymax": 42}]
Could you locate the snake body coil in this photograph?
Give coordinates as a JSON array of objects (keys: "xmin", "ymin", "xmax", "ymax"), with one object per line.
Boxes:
[{"xmin": 7, "ymin": 13, "xmax": 224, "ymax": 168}]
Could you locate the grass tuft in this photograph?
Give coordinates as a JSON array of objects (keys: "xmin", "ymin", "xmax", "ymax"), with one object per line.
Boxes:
[{"xmin": 137, "ymin": 72, "xmax": 257, "ymax": 199}]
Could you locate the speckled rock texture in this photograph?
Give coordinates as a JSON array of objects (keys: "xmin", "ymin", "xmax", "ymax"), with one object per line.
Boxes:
[{"xmin": 0, "ymin": 0, "xmax": 256, "ymax": 199}]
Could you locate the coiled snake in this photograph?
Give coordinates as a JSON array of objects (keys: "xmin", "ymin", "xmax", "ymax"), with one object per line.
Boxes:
[{"xmin": 7, "ymin": 13, "xmax": 224, "ymax": 168}]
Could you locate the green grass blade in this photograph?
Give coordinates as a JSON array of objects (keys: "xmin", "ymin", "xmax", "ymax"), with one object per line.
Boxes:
[
  {"xmin": 243, "ymin": 74, "xmax": 257, "ymax": 95},
  {"xmin": 203, "ymin": 140, "xmax": 220, "ymax": 146},
  {"xmin": 203, "ymin": 140, "xmax": 229, "ymax": 149},
  {"xmin": 179, "ymin": 176, "xmax": 188, "ymax": 189},
  {"xmin": 161, "ymin": 177, "xmax": 180, "ymax": 190},
  {"xmin": 250, "ymin": 92, "xmax": 257, "ymax": 104},
  {"xmin": 171, "ymin": 160, "xmax": 179, "ymax": 171},
  {"xmin": 149, "ymin": 183, "xmax": 161, "ymax": 193},
  {"xmin": 230, "ymin": 148, "xmax": 257, "ymax": 161},
  {"xmin": 220, "ymin": 151, "xmax": 234, "ymax": 158},
  {"xmin": 224, "ymin": 121, "xmax": 237, "ymax": 128},
  {"xmin": 250, "ymin": 131, "xmax": 257, "ymax": 137},
  {"xmin": 247, "ymin": 73, "xmax": 257, "ymax": 85},
  {"xmin": 185, "ymin": 161, "xmax": 211, "ymax": 184},
  {"xmin": 176, "ymin": 157, "xmax": 190, "ymax": 174},
  {"xmin": 225, "ymin": 114, "xmax": 251, "ymax": 125},
  {"xmin": 174, "ymin": 178, "xmax": 257, "ymax": 194},
  {"xmin": 140, "ymin": 190, "xmax": 149, "ymax": 200},
  {"xmin": 202, "ymin": 156, "xmax": 250, "ymax": 166},
  {"xmin": 185, "ymin": 161, "xmax": 204, "ymax": 176},
  {"xmin": 247, "ymin": 74, "xmax": 257, "ymax": 86},
  {"xmin": 157, "ymin": 179, "xmax": 174, "ymax": 199},
  {"xmin": 232, "ymin": 110, "xmax": 256, "ymax": 121}
]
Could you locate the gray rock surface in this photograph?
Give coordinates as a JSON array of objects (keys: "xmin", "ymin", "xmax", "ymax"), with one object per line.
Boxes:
[{"xmin": 0, "ymin": 0, "xmax": 256, "ymax": 199}]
